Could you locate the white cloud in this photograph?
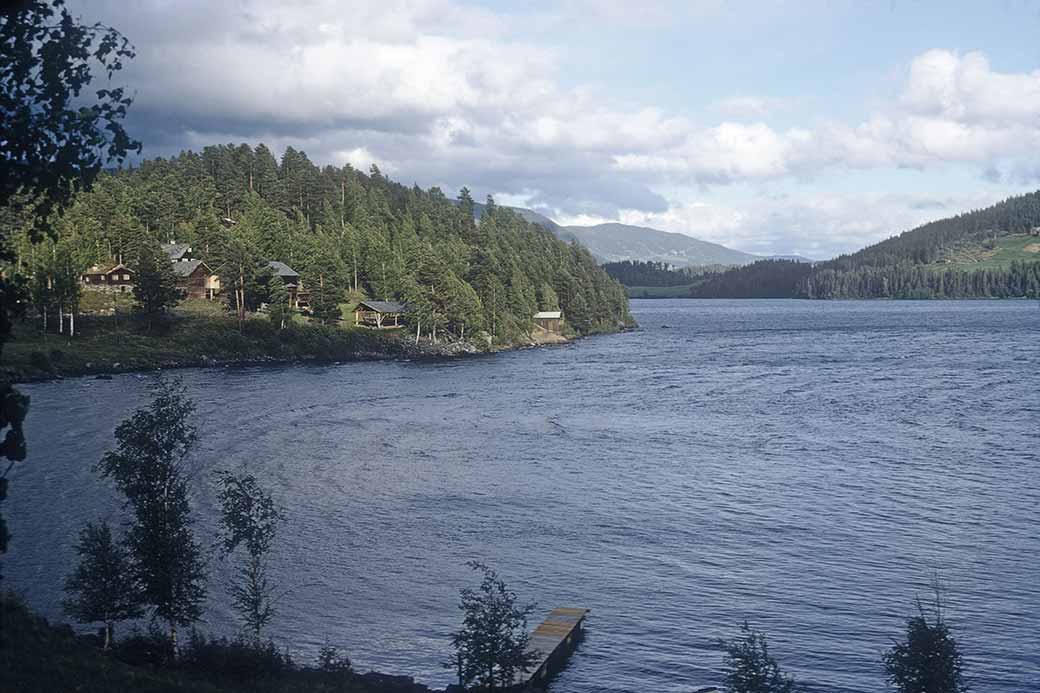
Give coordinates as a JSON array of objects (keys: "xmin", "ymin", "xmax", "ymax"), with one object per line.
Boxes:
[
  {"xmin": 713, "ymin": 96, "xmax": 794, "ymax": 118},
  {"xmin": 67, "ymin": 1, "xmax": 1040, "ymax": 254}
]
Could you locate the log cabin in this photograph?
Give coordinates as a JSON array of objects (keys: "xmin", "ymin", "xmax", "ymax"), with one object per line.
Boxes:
[
  {"xmin": 80, "ymin": 263, "xmax": 135, "ymax": 293},
  {"xmin": 354, "ymin": 300, "xmax": 407, "ymax": 328},
  {"xmin": 172, "ymin": 259, "xmax": 220, "ymax": 300}
]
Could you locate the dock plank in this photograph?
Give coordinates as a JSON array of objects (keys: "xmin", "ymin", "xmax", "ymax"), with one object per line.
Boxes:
[{"xmin": 520, "ymin": 607, "xmax": 589, "ymax": 687}]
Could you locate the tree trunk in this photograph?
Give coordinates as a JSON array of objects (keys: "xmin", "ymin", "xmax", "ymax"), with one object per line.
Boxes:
[
  {"xmin": 104, "ymin": 622, "xmax": 112, "ymax": 651},
  {"xmin": 70, "ymin": 309, "xmax": 75, "ymax": 337},
  {"xmin": 58, "ymin": 304, "xmax": 63, "ymax": 334}
]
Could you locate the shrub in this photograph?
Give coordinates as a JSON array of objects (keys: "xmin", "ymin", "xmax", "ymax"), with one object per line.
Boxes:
[
  {"xmin": 111, "ymin": 627, "xmax": 174, "ymax": 668},
  {"xmin": 883, "ymin": 589, "xmax": 968, "ymax": 693},
  {"xmin": 28, "ymin": 350, "xmax": 52, "ymax": 373},
  {"xmin": 181, "ymin": 631, "xmax": 294, "ymax": 682},
  {"xmin": 719, "ymin": 622, "xmax": 798, "ymax": 693},
  {"xmin": 317, "ymin": 643, "xmax": 353, "ymax": 674}
]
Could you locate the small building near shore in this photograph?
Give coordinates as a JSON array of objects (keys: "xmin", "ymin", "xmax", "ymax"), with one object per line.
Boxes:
[
  {"xmin": 533, "ymin": 310, "xmax": 563, "ymax": 333},
  {"xmin": 267, "ymin": 261, "xmax": 309, "ymax": 309},
  {"xmin": 81, "ymin": 263, "xmax": 135, "ymax": 293},
  {"xmin": 354, "ymin": 300, "xmax": 408, "ymax": 328}
]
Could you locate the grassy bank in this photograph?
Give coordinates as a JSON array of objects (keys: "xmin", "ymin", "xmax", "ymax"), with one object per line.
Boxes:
[
  {"xmin": 1, "ymin": 301, "xmax": 417, "ymax": 382},
  {"xmin": 1, "ymin": 298, "xmax": 603, "ymax": 382},
  {"xmin": 0, "ymin": 594, "xmax": 443, "ymax": 693}
]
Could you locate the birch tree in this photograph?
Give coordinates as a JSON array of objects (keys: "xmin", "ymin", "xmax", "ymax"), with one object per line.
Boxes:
[{"xmin": 95, "ymin": 379, "xmax": 206, "ymax": 651}]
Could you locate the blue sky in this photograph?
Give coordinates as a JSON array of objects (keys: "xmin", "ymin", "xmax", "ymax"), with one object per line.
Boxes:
[{"xmin": 71, "ymin": 0, "xmax": 1040, "ymax": 258}]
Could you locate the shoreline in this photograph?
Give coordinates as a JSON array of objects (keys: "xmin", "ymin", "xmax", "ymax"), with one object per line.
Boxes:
[{"xmin": 3, "ymin": 319, "xmax": 622, "ymax": 385}]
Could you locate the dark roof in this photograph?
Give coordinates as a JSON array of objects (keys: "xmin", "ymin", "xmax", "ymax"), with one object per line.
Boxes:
[
  {"xmin": 356, "ymin": 300, "xmax": 408, "ymax": 314},
  {"xmin": 171, "ymin": 259, "xmax": 209, "ymax": 277},
  {"xmin": 83, "ymin": 263, "xmax": 132, "ymax": 275},
  {"xmin": 268, "ymin": 260, "xmax": 299, "ymax": 279},
  {"xmin": 162, "ymin": 242, "xmax": 191, "ymax": 260}
]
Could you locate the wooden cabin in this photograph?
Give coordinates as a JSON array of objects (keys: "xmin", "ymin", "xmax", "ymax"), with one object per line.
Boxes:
[
  {"xmin": 267, "ymin": 261, "xmax": 309, "ymax": 309},
  {"xmin": 80, "ymin": 263, "xmax": 135, "ymax": 293},
  {"xmin": 534, "ymin": 310, "xmax": 563, "ymax": 333},
  {"xmin": 172, "ymin": 259, "xmax": 220, "ymax": 300},
  {"xmin": 354, "ymin": 300, "xmax": 407, "ymax": 328}
]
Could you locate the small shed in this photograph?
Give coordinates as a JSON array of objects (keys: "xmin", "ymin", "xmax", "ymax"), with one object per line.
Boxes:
[
  {"xmin": 354, "ymin": 300, "xmax": 407, "ymax": 328},
  {"xmin": 80, "ymin": 263, "xmax": 135, "ymax": 293},
  {"xmin": 267, "ymin": 261, "xmax": 309, "ymax": 309},
  {"xmin": 534, "ymin": 310, "xmax": 563, "ymax": 333}
]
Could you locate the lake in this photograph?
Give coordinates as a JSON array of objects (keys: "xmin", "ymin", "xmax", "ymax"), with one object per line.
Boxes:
[{"xmin": 4, "ymin": 299, "xmax": 1039, "ymax": 692}]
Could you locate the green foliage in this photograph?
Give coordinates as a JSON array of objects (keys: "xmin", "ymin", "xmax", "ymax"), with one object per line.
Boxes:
[
  {"xmin": 537, "ymin": 283, "xmax": 560, "ymax": 311},
  {"xmin": 12, "ymin": 143, "xmax": 630, "ymax": 342},
  {"xmin": 267, "ymin": 276, "xmax": 292, "ymax": 329},
  {"xmin": 182, "ymin": 631, "xmax": 295, "ymax": 683},
  {"xmin": 316, "ymin": 644, "xmax": 353, "ymax": 674},
  {"xmin": 883, "ymin": 591, "xmax": 968, "ymax": 693},
  {"xmin": 309, "ymin": 281, "xmax": 343, "ymax": 325},
  {"xmin": 96, "ymin": 379, "xmax": 206, "ymax": 644},
  {"xmin": 446, "ymin": 561, "xmax": 538, "ymax": 691},
  {"xmin": 689, "ymin": 260, "xmax": 814, "ymax": 299},
  {"xmin": 62, "ymin": 520, "xmax": 144, "ymax": 649},
  {"xmin": 602, "ymin": 260, "xmax": 706, "ymax": 287},
  {"xmin": 133, "ymin": 242, "xmax": 185, "ymax": 323},
  {"xmin": 218, "ymin": 472, "xmax": 283, "ymax": 641},
  {"xmin": 1, "ymin": 0, "xmax": 137, "ymax": 572},
  {"xmin": 0, "ymin": 0, "xmax": 140, "ymax": 240},
  {"xmin": 719, "ymin": 622, "xmax": 798, "ymax": 693}
]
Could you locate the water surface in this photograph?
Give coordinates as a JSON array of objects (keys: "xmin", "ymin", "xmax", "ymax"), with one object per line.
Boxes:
[{"xmin": 6, "ymin": 299, "xmax": 1039, "ymax": 692}]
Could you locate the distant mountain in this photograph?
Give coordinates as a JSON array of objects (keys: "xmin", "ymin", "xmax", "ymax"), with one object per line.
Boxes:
[
  {"xmin": 556, "ymin": 223, "xmax": 760, "ymax": 268},
  {"xmin": 473, "ymin": 203, "xmax": 758, "ymax": 267},
  {"xmin": 472, "ymin": 202, "xmax": 818, "ymax": 267}
]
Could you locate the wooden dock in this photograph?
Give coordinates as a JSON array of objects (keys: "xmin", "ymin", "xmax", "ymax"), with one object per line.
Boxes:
[{"xmin": 520, "ymin": 607, "xmax": 590, "ymax": 687}]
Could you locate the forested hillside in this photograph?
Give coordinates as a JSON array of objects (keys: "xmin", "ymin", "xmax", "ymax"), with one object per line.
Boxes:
[
  {"xmin": 6, "ymin": 144, "xmax": 631, "ymax": 342},
  {"xmin": 602, "ymin": 260, "xmax": 703, "ymax": 287},
  {"xmin": 828, "ymin": 191, "xmax": 1040, "ymax": 270},
  {"xmin": 669, "ymin": 193, "xmax": 1040, "ymax": 299}
]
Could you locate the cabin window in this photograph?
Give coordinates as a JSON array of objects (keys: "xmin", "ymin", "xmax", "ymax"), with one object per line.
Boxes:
[{"xmin": 123, "ymin": 274, "xmax": 130, "ymax": 281}]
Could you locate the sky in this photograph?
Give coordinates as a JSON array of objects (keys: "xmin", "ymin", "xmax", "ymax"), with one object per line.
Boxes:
[{"xmin": 69, "ymin": 0, "xmax": 1040, "ymax": 258}]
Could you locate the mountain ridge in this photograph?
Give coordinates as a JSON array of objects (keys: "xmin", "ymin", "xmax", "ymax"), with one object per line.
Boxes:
[{"xmin": 473, "ymin": 203, "xmax": 805, "ymax": 267}]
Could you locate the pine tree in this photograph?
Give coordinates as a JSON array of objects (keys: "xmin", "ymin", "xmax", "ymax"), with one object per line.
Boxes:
[
  {"xmin": 267, "ymin": 275, "xmax": 292, "ymax": 329},
  {"xmin": 719, "ymin": 622, "xmax": 798, "ymax": 693},
  {"xmin": 132, "ymin": 243, "xmax": 184, "ymax": 327},
  {"xmin": 883, "ymin": 589, "xmax": 968, "ymax": 693}
]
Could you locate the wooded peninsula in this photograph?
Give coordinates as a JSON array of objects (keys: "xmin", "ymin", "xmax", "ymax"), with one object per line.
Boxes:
[{"xmin": 1, "ymin": 144, "xmax": 633, "ymax": 380}]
